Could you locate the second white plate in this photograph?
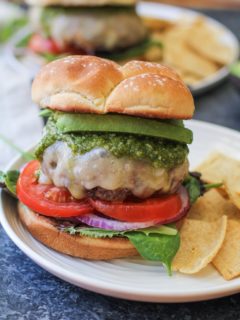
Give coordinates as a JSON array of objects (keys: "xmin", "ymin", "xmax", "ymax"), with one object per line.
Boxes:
[{"xmin": 4, "ymin": 2, "xmax": 239, "ymax": 95}]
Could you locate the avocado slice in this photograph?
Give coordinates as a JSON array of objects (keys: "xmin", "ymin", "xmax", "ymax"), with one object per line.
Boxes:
[{"xmin": 56, "ymin": 113, "xmax": 193, "ymax": 144}]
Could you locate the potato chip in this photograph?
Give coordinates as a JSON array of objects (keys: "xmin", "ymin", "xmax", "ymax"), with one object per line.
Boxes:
[
  {"xmin": 186, "ymin": 189, "xmax": 240, "ymax": 221},
  {"xmin": 173, "ymin": 216, "xmax": 227, "ymax": 274},
  {"xmin": 197, "ymin": 152, "xmax": 240, "ymax": 209},
  {"xmin": 142, "ymin": 17, "xmax": 174, "ymax": 31},
  {"xmin": 186, "ymin": 17, "xmax": 234, "ymax": 65},
  {"xmin": 213, "ymin": 219, "xmax": 240, "ymax": 280},
  {"xmin": 163, "ymin": 24, "xmax": 218, "ymax": 78}
]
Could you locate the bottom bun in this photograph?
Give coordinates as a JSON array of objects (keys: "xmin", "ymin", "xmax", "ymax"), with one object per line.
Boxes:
[{"xmin": 18, "ymin": 202, "xmax": 138, "ymax": 260}]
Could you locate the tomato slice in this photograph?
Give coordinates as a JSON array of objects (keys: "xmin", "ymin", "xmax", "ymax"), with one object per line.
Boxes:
[
  {"xmin": 28, "ymin": 33, "xmax": 89, "ymax": 56},
  {"xmin": 28, "ymin": 34, "xmax": 62, "ymax": 55},
  {"xmin": 17, "ymin": 160, "xmax": 93, "ymax": 218},
  {"xmin": 90, "ymin": 194, "xmax": 183, "ymax": 223}
]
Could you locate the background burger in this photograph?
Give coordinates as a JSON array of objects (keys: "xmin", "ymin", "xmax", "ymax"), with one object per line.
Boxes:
[
  {"xmin": 16, "ymin": 55, "xmax": 197, "ymax": 274},
  {"xmin": 26, "ymin": 0, "xmax": 148, "ymax": 60}
]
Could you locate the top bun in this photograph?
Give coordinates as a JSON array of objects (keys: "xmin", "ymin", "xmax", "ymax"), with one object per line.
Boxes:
[
  {"xmin": 26, "ymin": 0, "xmax": 136, "ymax": 6},
  {"xmin": 32, "ymin": 56, "xmax": 195, "ymax": 119}
]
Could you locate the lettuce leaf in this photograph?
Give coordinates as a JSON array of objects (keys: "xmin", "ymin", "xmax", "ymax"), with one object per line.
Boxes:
[{"xmin": 64, "ymin": 225, "xmax": 180, "ymax": 274}]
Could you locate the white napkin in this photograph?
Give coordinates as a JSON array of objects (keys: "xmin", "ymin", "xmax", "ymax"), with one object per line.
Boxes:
[{"xmin": 0, "ymin": 57, "xmax": 43, "ymax": 170}]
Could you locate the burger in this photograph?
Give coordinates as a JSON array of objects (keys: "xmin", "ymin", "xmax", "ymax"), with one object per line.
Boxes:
[
  {"xmin": 26, "ymin": 0, "xmax": 149, "ymax": 60},
  {"xmin": 16, "ymin": 55, "xmax": 197, "ymax": 274}
]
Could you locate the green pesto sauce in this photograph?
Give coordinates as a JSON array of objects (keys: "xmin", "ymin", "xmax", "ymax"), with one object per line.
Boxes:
[{"xmin": 35, "ymin": 118, "xmax": 188, "ymax": 169}]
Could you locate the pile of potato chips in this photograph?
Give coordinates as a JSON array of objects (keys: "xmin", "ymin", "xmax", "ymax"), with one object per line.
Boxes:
[
  {"xmin": 142, "ymin": 16, "xmax": 235, "ymax": 86},
  {"xmin": 173, "ymin": 152, "xmax": 240, "ymax": 280}
]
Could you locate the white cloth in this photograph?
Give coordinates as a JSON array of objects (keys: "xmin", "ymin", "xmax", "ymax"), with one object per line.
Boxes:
[
  {"xmin": 0, "ymin": 2, "xmax": 42, "ymax": 170},
  {"xmin": 0, "ymin": 56, "xmax": 42, "ymax": 170}
]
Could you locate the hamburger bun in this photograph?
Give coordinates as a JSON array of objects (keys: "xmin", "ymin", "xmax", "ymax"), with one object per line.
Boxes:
[
  {"xmin": 18, "ymin": 202, "xmax": 138, "ymax": 260},
  {"xmin": 26, "ymin": 0, "xmax": 136, "ymax": 6},
  {"xmin": 32, "ymin": 55, "xmax": 194, "ymax": 119}
]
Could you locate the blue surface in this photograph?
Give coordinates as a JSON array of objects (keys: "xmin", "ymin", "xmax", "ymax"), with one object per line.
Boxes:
[{"xmin": 1, "ymin": 8, "xmax": 240, "ymax": 320}]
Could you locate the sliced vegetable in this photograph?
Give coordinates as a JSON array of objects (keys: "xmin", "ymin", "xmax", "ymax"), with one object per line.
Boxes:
[
  {"xmin": 90, "ymin": 186, "xmax": 190, "ymax": 223},
  {"xmin": 75, "ymin": 213, "xmax": 176, "ymax": 231},
  {"xmin": 28, "ymin": 34, "xmax": 62, "ymax": 55},
  {"xmin": 56, "ymin": 113, "xmax": 193, "ymax": 144},
  {"xmin": 17, "ymin": 160, "xmax": 93, "ymax": 217}
]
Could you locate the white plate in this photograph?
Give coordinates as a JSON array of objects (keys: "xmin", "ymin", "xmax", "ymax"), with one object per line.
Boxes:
[
  {"xmin": 1, "ymin": 120, "xmax": 240, "ymax": 302},
  {"xmin": 4, "ymin": 2, "xmax": 239, "ymax": 95}
]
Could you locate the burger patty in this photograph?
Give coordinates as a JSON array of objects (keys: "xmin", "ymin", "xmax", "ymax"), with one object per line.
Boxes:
[
  {"xmin": 87, "ymin": 187, "xmax": 132, "ymax": 202},
  {"xmin": 30, "ymin": 7, "xmax": 147, "ymax": 51},
  {"xmin": 39, "ymin": 141, "xmax": 189, "ymax": 200}
]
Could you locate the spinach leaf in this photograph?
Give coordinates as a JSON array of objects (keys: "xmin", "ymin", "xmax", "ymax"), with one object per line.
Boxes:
[
  {"xmin": 64, "ymin": 225, "xmax": 179, "ymax": 274},
  {"xmin": 127, "ymin": 232, "xmax": 180, "ymax": 275},
  {"xmin": 183, "ymin": 172, "xmax": 223, "ymax": 204}
]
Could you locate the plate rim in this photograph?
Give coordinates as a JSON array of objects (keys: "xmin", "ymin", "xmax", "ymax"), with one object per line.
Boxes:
[{"xmin": 1, "ymin": 119, "xmax": 240, "ymax": 303}]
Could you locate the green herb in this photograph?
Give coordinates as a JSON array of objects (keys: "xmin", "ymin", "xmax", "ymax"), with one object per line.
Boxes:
[
  {"xmin": 16, "ymin": 32, "xmax": 33, "ymax": 48},
  {"xmin": 0, "ymin": 133, "xmax": 35, "ymax": 162},
  {"xmin": 64, "ymin": 225, "xmax": 180, "ymax": 274},
  {"xmin": 100, "ymin": 39, "xmax": 163, "ymax": 61},
  {"xmin": 0, "ymin": 170, "xmax": 19, "ymax": 196},
  {"xmin": 0, "ymin": 17, "xmax": 28, "ymax": 43},
  {"xmin": 183, "ymin": 172, "xmax": 223, "ymax": 204}
]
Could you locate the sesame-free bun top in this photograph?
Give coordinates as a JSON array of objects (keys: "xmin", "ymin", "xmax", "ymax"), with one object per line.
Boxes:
[
  {"xmin": 32, "ymin": 56, "xmax": 195, "ymax": 119},
  {"xmin": 26, "ymin": 0, "xmax": 136, "ymax": 6}
]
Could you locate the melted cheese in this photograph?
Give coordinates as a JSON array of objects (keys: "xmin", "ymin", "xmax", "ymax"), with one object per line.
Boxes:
[{"xmin": 39, "ymin": 142, "xmax": 188, "ymax": 199}]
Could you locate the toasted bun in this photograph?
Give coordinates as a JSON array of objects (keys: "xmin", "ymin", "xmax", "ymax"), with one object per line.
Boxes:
[
  {"xmin": 18, "ymin": 202, "xmax": 138, "ymax": 260},
  {"xmin": 26, "ymin": 0, "xmax": 136, "ymax": 6},
  {"xmin": 32, "ymin": 55, "xmax": 194, "ymax": 119}
]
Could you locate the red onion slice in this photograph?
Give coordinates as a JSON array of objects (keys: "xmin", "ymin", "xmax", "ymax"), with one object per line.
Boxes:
[
  {"xmin": 76, "ymin": 214, "xmax": 162, "ymax": 231},
  {"xmin": 75, "ymin": 186, "xmax": 190, "ymax": 231}
]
